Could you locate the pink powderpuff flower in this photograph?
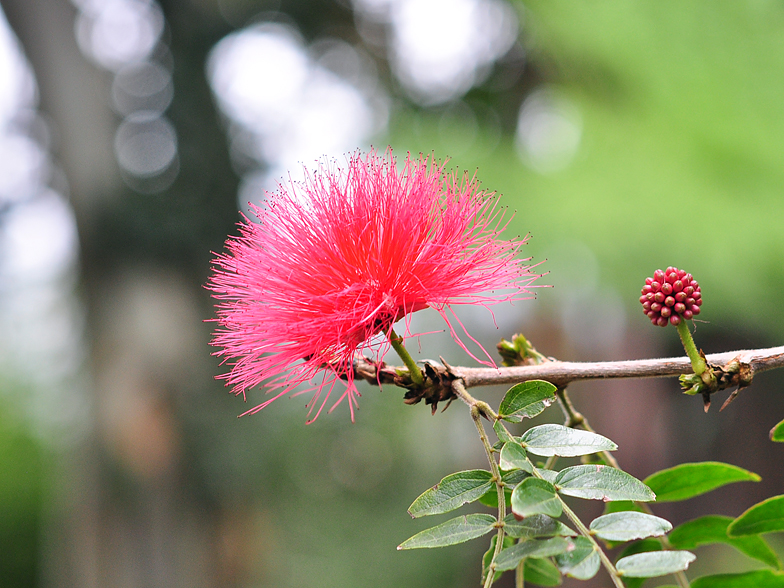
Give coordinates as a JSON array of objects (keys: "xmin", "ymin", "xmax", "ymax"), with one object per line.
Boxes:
[{"xmin": 208, "ymin": 148, "xmax": 540, "ymax": 422}]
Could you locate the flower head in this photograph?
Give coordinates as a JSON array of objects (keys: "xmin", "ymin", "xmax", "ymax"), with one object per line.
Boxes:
[
  {"xmin": 640, "ymin": 267, "xmax": 702, "ymax": 327},
  {"xmin": 209, "ymin": 148, "xmax": 539, "ymax": 421}
]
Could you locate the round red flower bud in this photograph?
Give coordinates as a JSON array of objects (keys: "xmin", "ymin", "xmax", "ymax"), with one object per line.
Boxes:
[{"xmin": 640, "ymin": 267, "xmax": 702, "ymax": 327}]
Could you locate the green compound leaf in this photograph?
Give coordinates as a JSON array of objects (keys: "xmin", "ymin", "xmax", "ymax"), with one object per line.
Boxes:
[
  {"xmin": 670, "ymin": 515, "xmax": 781, "ymax": 569},
  {"xmin": 407, "ymin": 470, "xmax": 493, "ymax": 518},
  {"xmin": 521, "ymin": 424, "xmax": 618, "ymax": 458},
  {"xmin": 728, "ymin": 495, "xmax": 784, "ymax": 537},
  {"xmin": 556, "ymin": 536, "xmax": 600, "ymax": 580},
  {"xmin": 511, "ymin": 477, "xmax": 563, "ymax": 519},
  {"xmin": 590, "ymin": 512, "xmax": 672, "ymax": 542},
  {"xmin": 498, "ymin": 380, "xmax": 557, "ymax": 422},
  {"xmin": 691, "ymin": 570, "xmax": 784, "ymax": 588},
  {"xmin": 495, "ymin": 537, "xmax": 572, "ymax": 572},
  {"xmin": 503, "ymin": 513, "xmax": 576, "ymax": 539},
  {"xmin": 555, "ymin": 465, "xmax": 656, "ymax": 502},
  {"xmin": 397, "ymin": 514, "xmax": 497, "ymax": 550},
  {"xmin": 644, "ymin": 462, "xmax": 760, "ymax": 503},
  {"xmin": 771, "ymin": 419, "xmax": 784, "ymax": 442},
  {"xmin": 500, "ymin": 441, "xmax": 533, "ymax": 473},
  {"xmin": 524, "ymin": 557, "xmax": 562, "ymax": 586},
  {"xmin": 616, "ymin": 551, "xmax": 696, "ymax": 578}
]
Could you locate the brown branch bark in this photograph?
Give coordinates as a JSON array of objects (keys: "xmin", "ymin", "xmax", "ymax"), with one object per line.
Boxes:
[
  {"xmin": 357, "ymin": 346, "xmax": 784, "ymax": 401},
  {"xmin": 453, "ymin": 346, "xmax": 784, "ymax": 388}
]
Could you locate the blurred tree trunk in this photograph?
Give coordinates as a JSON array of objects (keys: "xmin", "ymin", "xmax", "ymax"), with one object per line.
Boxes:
[{"xmin": 1, "ymin": 0, "xmax": 241, "ymax": 586}]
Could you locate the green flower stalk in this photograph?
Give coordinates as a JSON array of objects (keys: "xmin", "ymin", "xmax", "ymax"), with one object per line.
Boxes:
[
  {"xmin": 388, "ymin": 328, "xmax": 425, "ymax": 387},
  {"xmin": 676, "ymin": 319, "xmax": 707, "ymax": 376}
]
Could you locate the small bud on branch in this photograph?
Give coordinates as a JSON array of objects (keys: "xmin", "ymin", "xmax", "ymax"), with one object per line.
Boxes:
[{"xmin": 640, "ymin": 267, "xmax": 702, "ymax": 327}]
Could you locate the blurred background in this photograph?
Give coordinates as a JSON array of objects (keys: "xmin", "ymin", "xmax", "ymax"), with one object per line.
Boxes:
[{"xmin": 1, "ymin": 0, "xmax": 784, "ymax": 586}]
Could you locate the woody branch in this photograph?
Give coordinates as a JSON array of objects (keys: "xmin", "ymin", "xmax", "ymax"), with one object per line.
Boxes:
[{"xmin": 355, "ymin": 345, "xmax": 784, "ymax": 390}]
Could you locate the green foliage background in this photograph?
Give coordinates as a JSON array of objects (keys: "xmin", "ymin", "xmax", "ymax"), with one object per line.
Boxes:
[
  {"xmin": 0, "ymin": 404, "xmax": 43, "ymax": 588},
  {"xmin": 402, "ymin": 1, "xmax": 784, "ymax": 335}
]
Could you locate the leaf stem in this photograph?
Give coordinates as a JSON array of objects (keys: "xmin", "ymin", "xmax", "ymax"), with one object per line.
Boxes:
[
  {"xmin": 558, "ymin": 497, "xmax": 625, "ymax": 588},
  {"xmin": 554, "ymin": 390, "xmax": 689, "ymax": 586},
  {"xmin": 458, "ymin": 379, "xmax": 624, "ymax": 588},
  {"xmin": 527, "ymin": 457, "xmax": 626, "ymax": 588},
  {"xmin": 507, "ymin": 449, "xmax": 626, "ymax": 588},
  {"xmin": 453, "ymin": 380, "xmax": 505, "ymax": 588},
  {"xmin": 638, "ymin": 503, "xmax": 692, "ymax": 587},
  {"xmin": 555, "ymin": 389, "xmax": 689, "ymax": 586},
  {"xmin": 388, "ymin": 328, "xmax": 424, "ymax": 386}
]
